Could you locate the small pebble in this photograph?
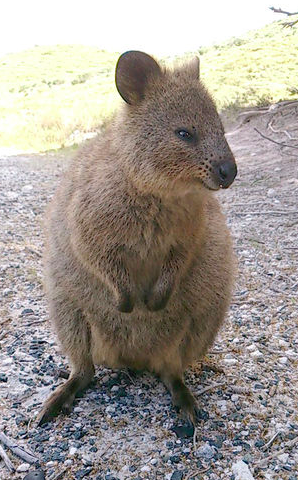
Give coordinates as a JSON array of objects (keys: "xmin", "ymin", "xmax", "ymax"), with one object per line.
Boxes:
[
  {"xmin": 267, "ymin": 188, "xmax": 276, "ymax": 197},
  {"xmin": 22, "ymin": 184, "xmax": 33, "ymax": 193},
  {"xmin": 223, "ymin": 358, "xmax": 237, "ymax": 366},
  {"xmin": 171, "ymin": 471, "xmax": 184, "ymax": 480},
  {"xmin": 140, "ymin": 465, "xmax": 151, "ymax": 472},
  {"xmin": 69, "ymin": 446, "xmax": 78, "ymax": 456},
  {"xmin": 16, "ymin": 463, "xmax": 30, "ymax": 472},
  {"xmin": 195, "ymin": 443, "xmax": 215, "ymax": 460},
  {"xmin": 0, "ymin": 373, "xmax": 8, "ymax": 382},
  {"xmin": 232, "ymin": 460, "xmax": 255, "ymax": 480},
  {"xmin": 278, "ymin": 452, "xmax": 289, "ymax": 463}
]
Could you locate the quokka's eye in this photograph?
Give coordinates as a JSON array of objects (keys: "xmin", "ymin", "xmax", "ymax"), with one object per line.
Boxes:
[{"xmin": 175, "ymin": 129, "xmax": 195, "ymax": 143}]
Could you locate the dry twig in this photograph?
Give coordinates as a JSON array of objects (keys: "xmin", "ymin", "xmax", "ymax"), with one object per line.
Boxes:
[
  {"xmin": 0, "ymin": 432, "xmax": 39, "ymax": 465},
  {"xmin": 197, "ymin": 382, "xmax": 225, "ymax": 396},
  {"xmin": 254, "ymin": 128, "xmax": 298, "ymax": 150},
  {"xmin": 256, "ymin": 434, "xmax": 298, "ymax": 468},
  {"xmin": 261, "ymin": 431, "xmax": 281, "ymax": 451},
  {"xmin": 0, "ymin": 444, "xmax": 15, "ymax": 473},
  {"xmin": 269, "ymin": 6, "xmax": 298, "ymax": 27}
]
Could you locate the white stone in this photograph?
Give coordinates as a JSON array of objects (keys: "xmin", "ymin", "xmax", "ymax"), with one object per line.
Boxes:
[
  {"xmin": 278, "ymin": 452, "xmax": 289, "ymax": 463},
  {"xmin": 224, "ymin": 358, "xmax": 237, "ymax": 366},
  {"xmin": 246, "ymin": 344, "xmax": 256, "ymax": 351},
  {"xmin": 111, "ymin": 385, "xmax": 119, "ymax": 392},
  {"xmin": 232, "ymin": 460, "xmax": 255, "ymax": 480},
  {"xmin": 74, "ymin": 406, "xmax": 84, "ymax": 413},
  {"xmin": 22, "ymin": 184, "xmax": 33, "ymax": 193},
  {"xmin": 231, "ymin": 394, "xmax": 239, "ymax": 402},
  {"xmin": 285, "ymin": 349, "xmax": 296, "ymax": 357},
  {"xmin": 217, "ymin": 400, "xmax": 227, "ymax": 411},
  {"xmin": 16, "ymin": 463, "xmax": 30, "ymax": 472},
  {"xmin": 105, "ymin": 405, "xmax": 115, "ymax": 413},
  {"xmin": 150, "ymin": 458, "xmax": 158, "ymax": 465},
  {"xmin": 279, "ymin": 357, "xmax": 288, "ymax": 364},
  {"xmin": 251, "ymin": 349, "xmax": 262, "ymax": 359},
  {"xmin": 196, "ymin": 442, "xmax": 215, "ymax": 459},
  {"xmin": 5, "ymin": 191, "xmax": 18, "ymax": 200},
  {"xmin": 141, "ymin": 465, "xmax": 151, "ymax": 472},
  {"xmin": 102, "ymin": 375, "xmax": 110, "ymax": 383},
  {"xmin": 267, "ymin": 188, "xmax": 276, "ymax": 197},
  {"xmin": 69, "ymin": 447, "xmax": 78, "ymax": 456}
]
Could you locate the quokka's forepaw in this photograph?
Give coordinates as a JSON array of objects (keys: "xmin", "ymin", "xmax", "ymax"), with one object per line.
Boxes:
[
  {"xmin": 117, "ymin": 290, "xmax": 134, "ymax": 313},
  {"xmin": 144, "ymin": 284, "xmax": 173, "ymax": 311}
]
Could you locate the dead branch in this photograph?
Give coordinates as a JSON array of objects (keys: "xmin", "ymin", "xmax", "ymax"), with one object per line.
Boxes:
[
  {"xmin": 270, "ymin": 7, "xmax": 298, "ymax": 16},
  {"xmin": 268, "ymin": 120, "xmax": 298, "ymax": 140},
  {"xmin": 254, "ymin": 128, "xmax": 298, "ymax": 150},
  {"xmin": 256, "ymin": 434, "xmax": 298, "ymax": 468},
  {"xmin": 269, "ymin": 7, "xmax": 298, "ymax": 27},
  {"xmin": 0, "ymin": 444, "xmax": 15, "ymax": 473},
  {"xmin": 0, "ymin": 432, "xmax": 39, "ymax": 465},
  {"xmin": 197, "ymin": 382, "xmax": 225, "ymax": 395}
]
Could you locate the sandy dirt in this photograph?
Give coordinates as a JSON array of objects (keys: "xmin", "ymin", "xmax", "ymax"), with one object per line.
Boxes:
[{"xmin": 0, "ymin": 102, "xmax": 297, "ymax": 480}]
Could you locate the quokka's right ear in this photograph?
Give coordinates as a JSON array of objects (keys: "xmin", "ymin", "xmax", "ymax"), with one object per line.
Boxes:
[{"xmin": 115, "ymin": 51, "xmax": 162, "ymax": 105}]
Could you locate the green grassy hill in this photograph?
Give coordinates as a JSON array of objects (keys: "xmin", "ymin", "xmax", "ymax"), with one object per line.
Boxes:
[{"xmin": 0, "ymin": 21, "xmax": 297, "ymax": 152}]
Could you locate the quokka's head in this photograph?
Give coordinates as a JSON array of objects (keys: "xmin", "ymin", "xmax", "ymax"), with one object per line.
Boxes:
[{"xmin": 115, "ymin": 51, "xmax": 237, "ymax": 195}]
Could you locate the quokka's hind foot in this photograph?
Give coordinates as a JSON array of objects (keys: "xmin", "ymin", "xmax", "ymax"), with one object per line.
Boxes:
[
  {"xmin": 37, "ymin": 367, "xmax": 94, "ymax": 425},
  {"xmin": 161, "ymin": 373, "xmax": 199, "ymax": 425},
  {"xmin": 170, "ymin": 378, "xmax": 198, "ymax": 425}
]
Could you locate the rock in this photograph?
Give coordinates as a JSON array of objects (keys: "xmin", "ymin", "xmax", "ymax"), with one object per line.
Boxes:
[
  {"xmin": 69, "ymin": 446, "xmax": 78, "ymax": 456},
  {"xmin": 16, "ymin": 463, "xmax": 30, "ymax": 472},
  {"xmin": 250, "ymin": 350, "xmax": 262, "ymax": 359},
  {"xmin": 278, "ymin": 452, "xmax": 289, "ymax": 463},
  {"xmin": 140, "ymin": 465, "xmax": 151, "ymax": 472},
  {"xmin": 23, "ymin": 471, "xmax": 45, "ymax": 480},
  {"xmin": 267, "ymin": 188, "xmax": 275, "ymax": 197},
  {"xmin": 5, "ymin": 191, "xmax": 18, "ymax": 200},
  {"xmin": 171, "ymin": 471, "xmax": 184, "ymax": 480},
  {"xmin": 232, "ymin": 460, "xmax": 255, "ymax": 480},
  {"xmin": 21, "ymin": 308, "xmax": 35, "ymax": 316},
  {"xmin": 22, "ymin": 184, "xmax": 33, "ymax": 193},
  {"xmin": 223, "ymin": 358, "xmax": 238, "ymax": 366},
  {"xmin": 0, "ymin": 373, "xmax": 8, "ymax": 382},
  {"xmin": 195, "ymin": 442, "xmax": 215, "ymax": 460},
  {"xmin": 172, "ymin": 423, "xmax": 194, "ymax": 438},
  {"xmin": 279, "ymin": 357, "xmax": 288, "ymax": 365}
]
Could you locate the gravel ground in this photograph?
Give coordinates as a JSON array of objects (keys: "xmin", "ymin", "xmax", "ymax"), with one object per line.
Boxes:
[{"xmin": 0, "ymin": 103, "xmax": 297, "ymax": 480}]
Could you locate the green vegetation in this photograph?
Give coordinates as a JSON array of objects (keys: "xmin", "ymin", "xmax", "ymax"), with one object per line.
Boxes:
[{"xmin": 0, "ymin": 21, "xmax": 297, "ymax": 152}]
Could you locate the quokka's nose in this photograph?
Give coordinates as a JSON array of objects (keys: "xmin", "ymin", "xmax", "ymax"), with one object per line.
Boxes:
[{"xmin": 216, "ymin": 159, "xmax": 237, "ymax": 188}]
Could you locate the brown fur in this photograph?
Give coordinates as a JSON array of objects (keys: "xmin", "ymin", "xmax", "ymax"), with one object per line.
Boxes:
[{"xmin": 38, "ymin": 51, "xmax": 237, "ymax": 425}]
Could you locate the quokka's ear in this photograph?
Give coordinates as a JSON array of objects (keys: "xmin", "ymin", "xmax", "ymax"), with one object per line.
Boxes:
[{"xmin": 115, "ymin": 51, "xmax": 162, "ymax": 105}]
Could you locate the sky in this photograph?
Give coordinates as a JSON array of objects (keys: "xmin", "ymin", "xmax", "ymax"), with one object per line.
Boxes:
[{"xmin": 0, "ymin": 0, "xmax": 296, "ymax": 56}]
